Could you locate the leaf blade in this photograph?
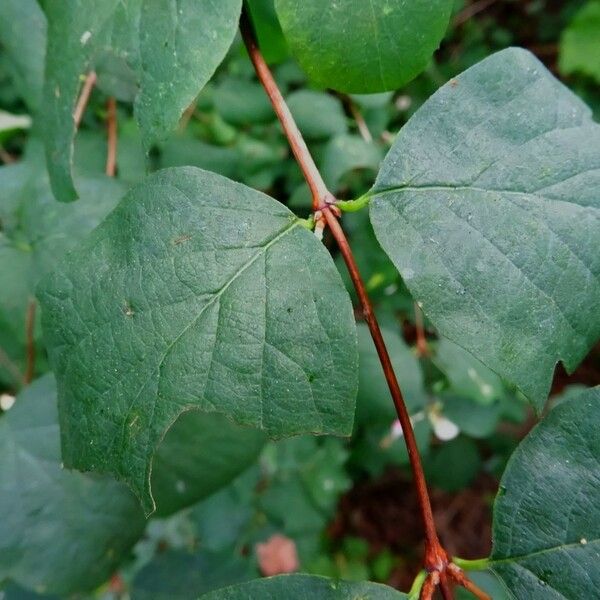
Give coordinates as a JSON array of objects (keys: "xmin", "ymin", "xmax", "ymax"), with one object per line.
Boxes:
[
  {"xmin": 199, "ymin": 574, "xmax": 407, "ymax": 599},
  {"xmin": 369, "ymin": 48, "xmax": 600, "ymax": 410},
  {"xmin": 38, "ymin": 167, "xmax": 357, "ymax": 513},
  {"xmin": 490, "ymin": 386, "xmax": 600, "ymax": 598}
]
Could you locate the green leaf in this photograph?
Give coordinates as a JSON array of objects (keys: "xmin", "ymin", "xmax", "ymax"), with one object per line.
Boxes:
[
  {"xmin": 151, "ymin": 410, "xmax": 266, "ymax": 517},
  {"xmin": 199, "ymin": 574, "xmax": 407, "ymax": 599},
  {"xmin": 43, "ymin": 0, "xmax": 242, "ymax": 202},
  {"xmin": 0, "ymin": 0, "xmax": 46, "ymax": 111},
  {"xmin": 213, "ymin": 77, "xmax": 275, "ymax": 127},
  {"xmin": 134, "ymin": 0, "xmax": 242, "ymax": 148},
  {"xmin": 369, "ymin": 48, "xmax": 600, "ymax": 411},
  {"xmin": 0, "ymin": 151, "xmax": 126, "ymax": 386},
  {"xmin": 38, "ymin": 167, "xmax": 357, "ymax": 514},
  {"xmin": 559, "ymin": 1, "xmax": 600, "ymax": 84},
  {"xmin": 286, "ymin": 90, "xmax": 347, "ymax": 140},
  {"xmin": 321, "ymin": 134, "xmax": 383, "ymax": 192},
  {"xmin": 132, "ymin": 549, "xmax": 254, "ymax": 600},
  {"xmin": 441, "ymin": 395, "xmax": 501, "ymax": 439},
  {"xmin": 0, "ymin": 376, "xmax": 146, "ymax": 595},
  {"xmin": 274, "ymin": 0, "xmax": 453, "ymax": 93},
  {"xmin": 260, "ymin": 437, "xmax": 351, "ymax": 537},
  {"xmin": 246, "ymin": 0, "xmax": 289, "ymax": 64},
  {"xmin": 355, "ymin": 322, "xmax": 425, "ymax": 426},
  {"xmin": 433, "ymin": 337, "xmax": 506, "ymax": 405},
  {"xmin": 490, "ymin": 386, "xmax": 600, "ymax": 598},
  {"xmin": 424, "ymin": 436, "xmax": 481, "ymax": 492}
]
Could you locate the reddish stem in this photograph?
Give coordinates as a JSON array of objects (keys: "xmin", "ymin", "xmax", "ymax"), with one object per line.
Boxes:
[
  {"xmin": 420, "ymin": 573, "xmax": 438, "ymax": 600},
  {"xmin": 323, "ymin": 209, "xmax": 444, "ymax": 564},
  {"xmin": 438, "ymin": 573, "xmax": 454, "ymax": 600},
  {"xmin": 240, "ymin": 11, "xmax": 328, "ymax": 210},
  {"xmin": 73, "ymin": 71, "xmax": 97, "ymax": 128},
  {"xmin": 24, "ymin": 299, "xmax": 36, "ymax": 385},
  {"xmin": 238, "ymin": 7, "xmax": 473, "ymax": 596},
  {"xmin": 106, "ymin": 97, "xmax": 117, "ymax": 176},
  {"xmin": 448, "ymin": 565, "xmax": 491, "ymax": 600}
]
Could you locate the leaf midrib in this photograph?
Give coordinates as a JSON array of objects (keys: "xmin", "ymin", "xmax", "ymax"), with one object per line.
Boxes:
[
  {"xmin": 115, "ymin": 217, "xmax": 301, "ymax": 476},
  {"xmin": 369, "ymin": 183, "xmax": 600, "ymax": 209}
]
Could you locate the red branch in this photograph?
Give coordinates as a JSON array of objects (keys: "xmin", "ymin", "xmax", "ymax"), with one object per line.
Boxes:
[
  {"xmin": 240, "ymin": 8, "xmax": 495, "ymax": 598},
  {"xmin": 240, "ymin": 12, "xmax": 328, "ymax": 211},
  {"xmin": 105, "ymin": 97, "xmax": 117, "ymax": 176},
  {"xmin": 73, "ymin": 71, "xmax": 97, "ymax": 128}
]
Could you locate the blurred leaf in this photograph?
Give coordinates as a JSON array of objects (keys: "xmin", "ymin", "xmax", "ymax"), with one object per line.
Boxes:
[
  {"xmin": 0, "ymin": 376, "xmax": 146, "ymax": 596},
  {"xmin": 0, "ymin": 151, "xmax": 125, "ymax": 386},
  {"xmin": 425, "ymin": 436, "xmax": 481, "ymax": 492},
  {"xmin": 0, "ymin": 0, "xmax": 46, "ymax": 111},
  {"xmin": 287, "ymin": 90, "xmax": 347, "ymax": 140},
  {"xmin": 151, "ymin": 410, "xmax": 266, "ymax": 517},
  {"xmin": 356, "ymin": 322, "xmax": 426, "ymax": 426},
  {"xmin": 559, "ymin": 1, "xmax": 600, "ymax": 83},
  {"xmin": 321, "ymin": 134, "xmax": 383, "ymax": 191},
  {"xmin": 433, "ymin": 337, "xmax": 506, "ymax": 405},
  {"xmin": 213, "ymin": 78, "xmax": 275, "ymax": 126},
  {"xmin": 132, "ymin": 549, "xmax": 254, "ymax": 600},
  {"xmin": 246, "ymin": 0, "xmax": 289, "ymax": 64},
  {"xmin": 199, "ymin": 574, "xmax": 407, "ymax": 599},
  {"xmin": 441, "ymin": 394, "xmax": 501, "ymax": 439}
]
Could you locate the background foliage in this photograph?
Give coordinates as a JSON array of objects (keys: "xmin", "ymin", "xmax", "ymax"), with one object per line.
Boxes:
[{"xmin": 0, "ymin": 0, "xmax": 598, "ymax": 599}]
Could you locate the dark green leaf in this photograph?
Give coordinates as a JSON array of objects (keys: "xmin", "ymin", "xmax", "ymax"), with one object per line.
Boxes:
[
  {"xmin": 275, "ymin": 0, "xmax": 453, "ymax": 93},
  {"xmin": 151, "ymin": 410, "xmax": 266, "ymax": 517},
  {"xmin": 355, "ymin": 322, "xmax": 425, "ymax": 426},
  {"xmin": 369, "ymin": 48, "xmax": 600, "ymax": 411},
  {"xmin": 43, "ymin": 0, "xmax": 242, "ymax": 201},
  {"xmin": 0, "ymin": 0, "xmax": 46, "ymax": 111},
  {"xmin": 433, "ymin": 338, "xmax": 506, "ymax": 405},
  {"xmin": 321, "ymin": 135, "xmax": 383, "ymax": 192},
  {"xmin": 287, "ymin": 90, "xmax": 347, "ymax": 140},
  {"xmin": 0, "ymin": 376, "xmax": 146, "ymax": 595},
  {"xmin": 132, "ymin": 549, "xmax": 254, "ymax": 600},
  {"xmin": 199, "ymin": 574, "xmax": 407, "ymax": 599},
  {"xmin": 490, "ymin": 386, "xmax": 600, "ymax": 597},
  {"xmin": 38, "ymin": 167, "xmax": 357, "ymax": 514}
]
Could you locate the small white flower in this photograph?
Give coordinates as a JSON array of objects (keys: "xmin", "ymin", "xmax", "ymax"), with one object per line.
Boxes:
[{"xmin": 0, "ymin": 394, "xmax": 15, "ymax": 411}]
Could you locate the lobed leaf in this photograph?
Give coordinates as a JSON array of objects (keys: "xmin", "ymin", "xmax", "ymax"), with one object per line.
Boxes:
[
  {"xmin": 369, "ymin": 48, "xmax": 600, "ymax": 411},
  {"xmin": 38, "ymin": 167, "xmax": 357, "ymax": 514},
  {"xmin": 275, "ymin": 0, "xmax": 453, "ymax": 93},
  {"xmin": 490, "ymin": 386, "xmax": 600, "ymax": 597}
]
